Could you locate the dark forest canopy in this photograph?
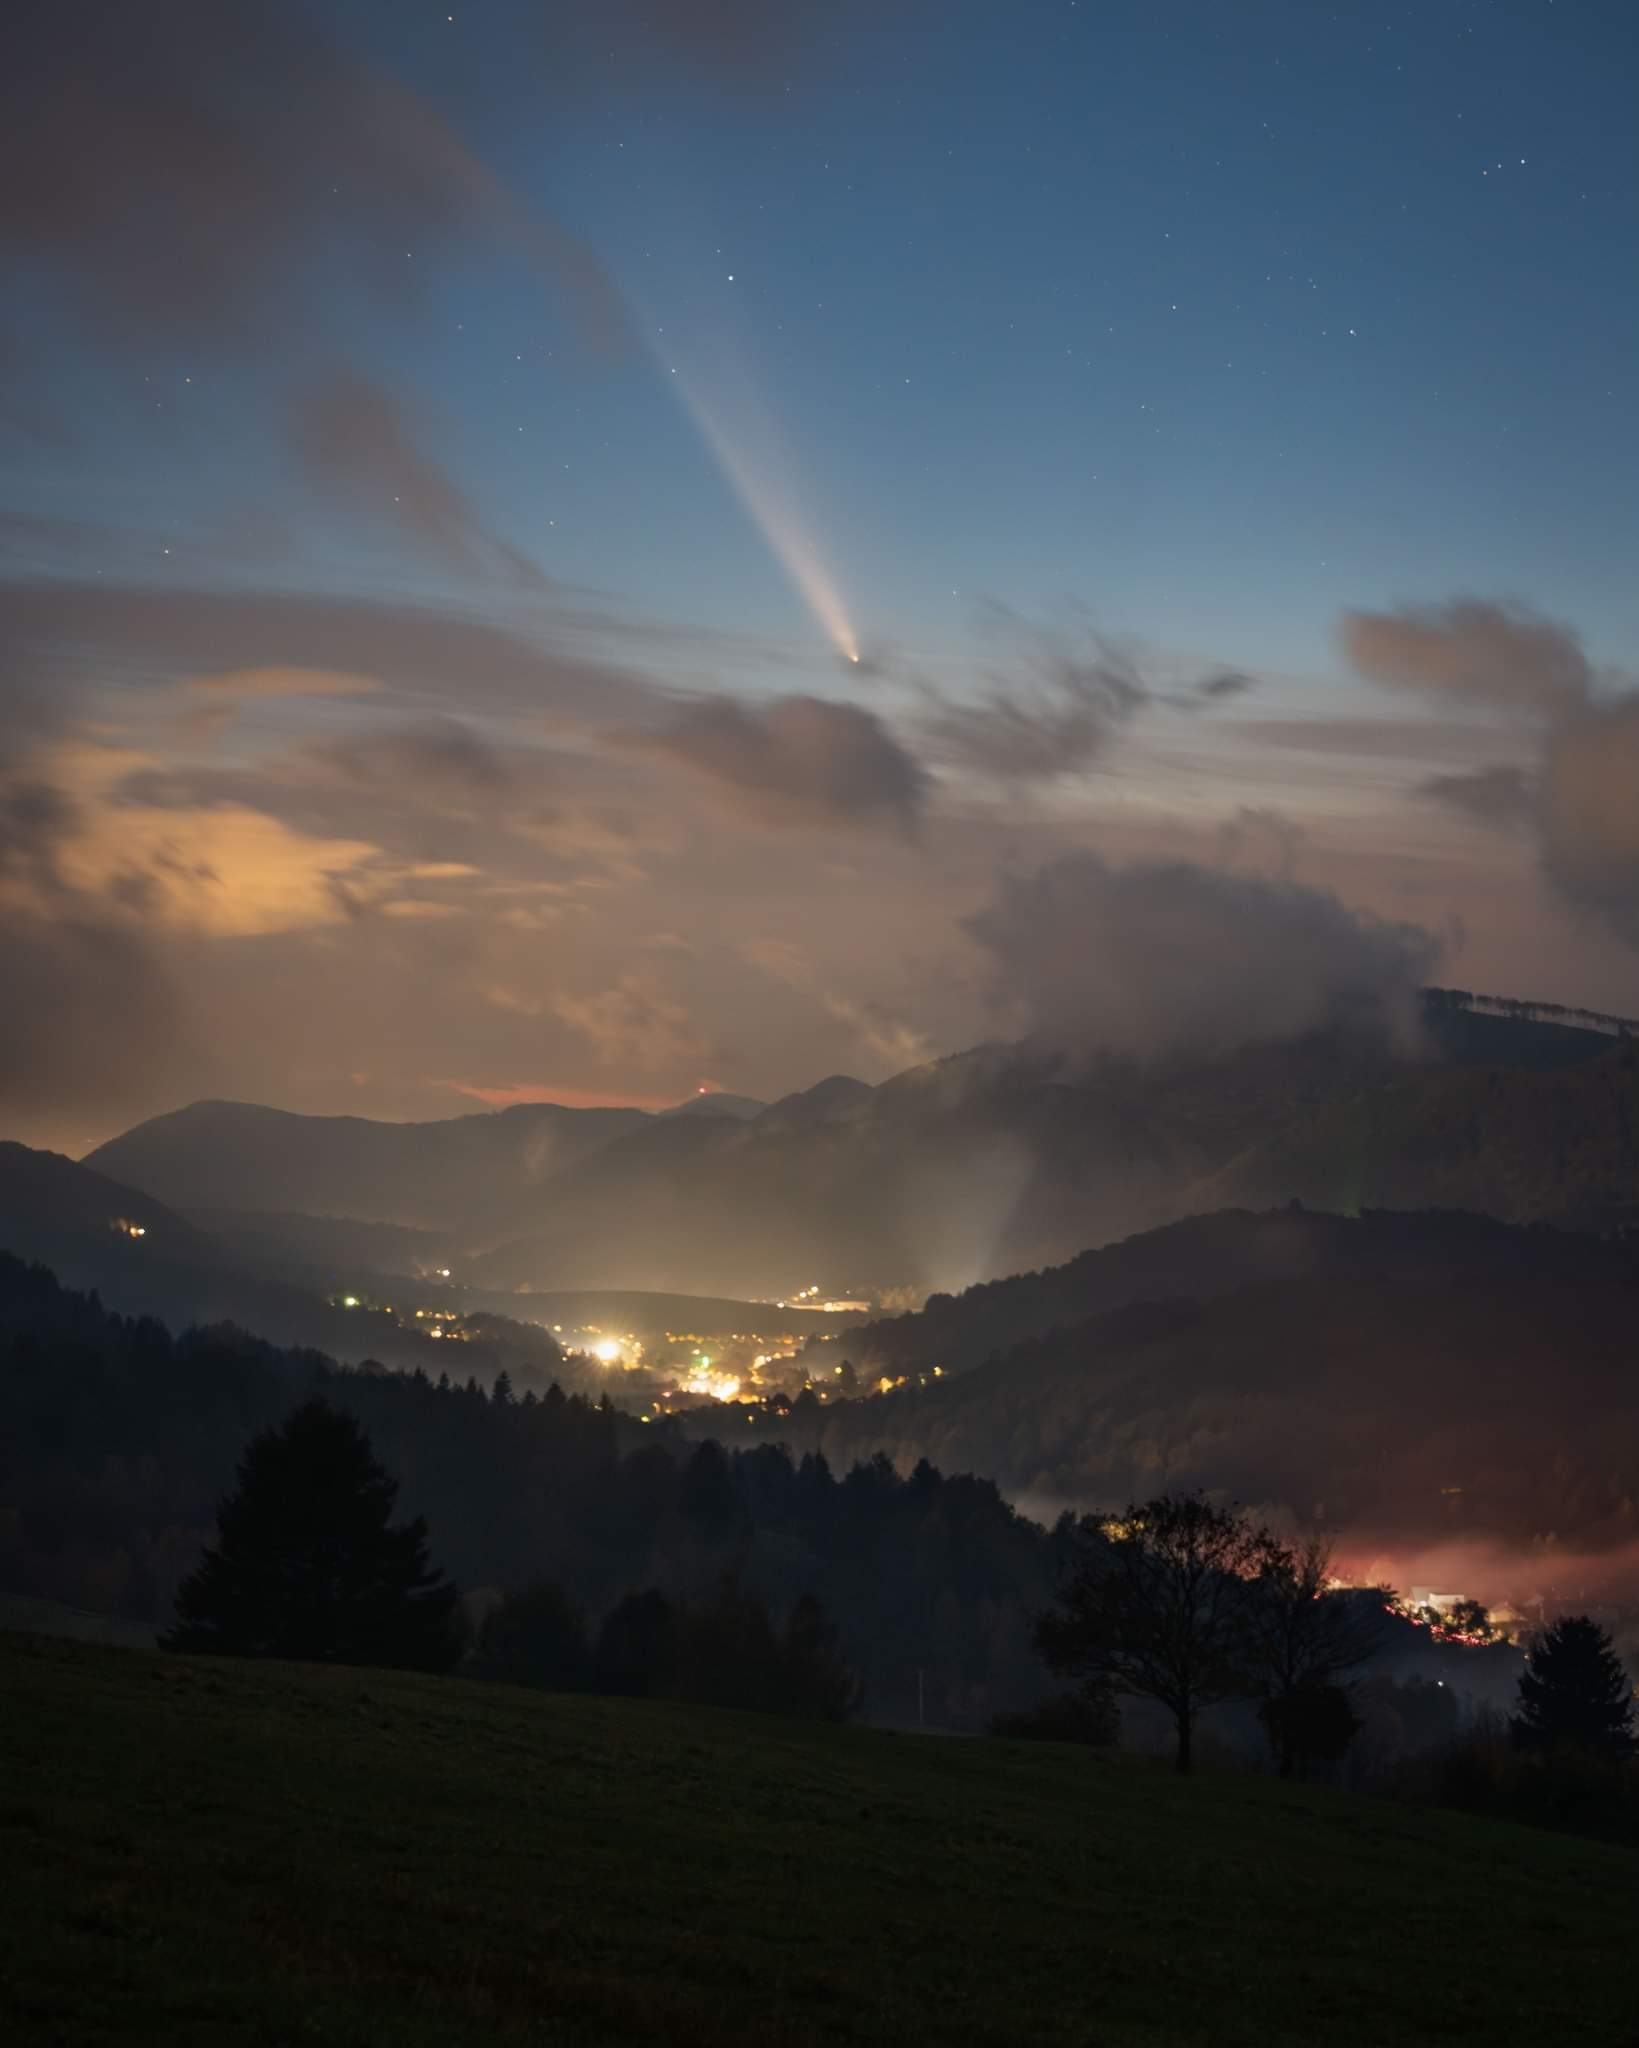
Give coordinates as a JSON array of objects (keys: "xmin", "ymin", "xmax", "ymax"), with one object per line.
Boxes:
[
  {"xmin": 0, "ymin": 1247, "xmax": 1535, "ymax": 1739},
  {"xmin": 0, "ymin": 1254, "xmax": 1055, "ymax": 1727}
]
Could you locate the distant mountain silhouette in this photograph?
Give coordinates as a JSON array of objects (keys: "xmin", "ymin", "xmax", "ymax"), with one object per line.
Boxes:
[
  {"xmin": 86, "ymin": 1098, "xmax": 651, "ymax": 1236},
  {"xmin": 0, "ymin": 1142, "xmax": 859, "ymax": 1375},
  {"xmin": 659, "ymin": 1093, "xmax": 768, "ymax": 1122},
  {"xmin": 81, "ymin": 991, "xmax": 1639, "ymax": 1299}
]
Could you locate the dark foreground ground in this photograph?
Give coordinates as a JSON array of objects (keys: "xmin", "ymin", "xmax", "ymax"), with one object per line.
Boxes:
[{"xmin": 3, "ymin": 1633, "xmax": 1637, "ymax": 2046}]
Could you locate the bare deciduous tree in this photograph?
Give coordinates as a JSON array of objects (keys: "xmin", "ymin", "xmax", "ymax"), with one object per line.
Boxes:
[
  {"xmin": 1036, "ymin": 1492, "xmax": 1274, "ymax": 1773},
  {"xmin": 1250, "ymin": 1536, "xmax": 1385, "ymax": 1777}
]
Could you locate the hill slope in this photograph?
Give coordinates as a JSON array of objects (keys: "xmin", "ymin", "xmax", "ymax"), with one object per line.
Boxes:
[
  {"xmin": 0, "ymin": 1139, "xmax": 225, "ymax": 1279},
  {"xmin": 0, "ymin": 1145, "xmax": 569, "ymax": 1387},
  {"xmin": 4, "ymin": 1633, "xmax": 1637, "ymax": 2047},
  {"xmin": 784, "ymin": 1209, "xmax": 1639, "ymax": 1574}
]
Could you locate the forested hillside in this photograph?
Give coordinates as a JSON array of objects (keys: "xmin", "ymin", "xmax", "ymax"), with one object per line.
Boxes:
[
  {"xmin": 0, "ymin": 1256, "xmax": 1054, "ymax": 1728},
  {"xmin": 779, "ymin": 1210, "xmax": 1639, "ymax": 1578}
]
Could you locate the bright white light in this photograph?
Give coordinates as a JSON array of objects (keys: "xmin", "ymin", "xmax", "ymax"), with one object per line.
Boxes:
[
  {"xmin": 593, "ymin": 1338, "xmax": 621, "ymax": 1364},
  {"xmin": 683, "ymin": 1368, "xmax": 742, "ymax": 1403}
]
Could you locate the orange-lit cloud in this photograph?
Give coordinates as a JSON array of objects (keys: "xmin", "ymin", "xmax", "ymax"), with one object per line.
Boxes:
[
  {"xmin": 53, "ymin": 800, "xmax": 381, "ymax": 938},
  {"xmin": 185, "ymin": 667, "xmax": 387, "ymax": 705}
]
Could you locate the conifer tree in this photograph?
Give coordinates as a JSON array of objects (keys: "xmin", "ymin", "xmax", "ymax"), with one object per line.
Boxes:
[
  {"xmin": 1513, "ymin": 1614, "xmax": 1635, "ymax": 1758},
  {"xmin": 163, "ymin": 1399, "xmax": 460, "ymax": 1671}
]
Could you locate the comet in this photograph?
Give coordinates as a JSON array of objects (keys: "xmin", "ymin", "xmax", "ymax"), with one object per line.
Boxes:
[{"xmin": 664, "ymin": 355, "xmax": 862, "ymax": 665}]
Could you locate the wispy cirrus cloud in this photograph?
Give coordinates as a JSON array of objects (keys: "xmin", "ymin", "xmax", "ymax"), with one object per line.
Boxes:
[
  {"xmin": 0, "ymin": 0, "xmax": 623, "ymax": 350},
  {"xmin": 292, "ymin": 371, "xmax": 549, "ymax": 586}
]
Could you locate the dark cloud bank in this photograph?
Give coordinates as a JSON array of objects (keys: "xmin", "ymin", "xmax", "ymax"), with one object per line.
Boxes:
[{"xmin": 1344, "ymin": 599, "xmax": 1639, "ymax": 945}]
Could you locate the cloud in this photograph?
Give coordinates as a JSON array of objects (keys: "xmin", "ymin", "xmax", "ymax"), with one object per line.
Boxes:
[
  {"xmin": 0, "ymin": 579, "xmax": 660, "ymax": 727},
  {"xmin": 740, "ymin": 934, "xmax": 934, "ymax": 1071},
  {"xmin": 1216, "ymin": 806, "xmax": 1304, "ymax": 881},
  {"xmin": 1195, "ymin": 668, "xmax": 1257, "ymax": 703},
  {"xmin": 1340, "ymin": 601, "xmax": 1591, "ymax": 720},
  {"xmin": 0, "ymin": 0, "xmax": 622, "ymax": 349},
  {"xmin": 293, "ymin": 371, "xmax": 545, "ymax": 584},
  {"xmin": 0, "ymin": 913, "xmax": 196, "ymax": 1140},
  {"xmin": 0, "ymin": 775, "xmax": 76, "ymax": 874},
  {"xmin": 918, "ymin": 614, "xmax": 1251, "ymax": 786},
  {"xmin": 51, "ymin": 799, "xmax": 382, "ymax": 939},
  {"xmin": 187, "ymin": 668, "xmax": 386, "ymax": 708},
  {"xmin": 1419, "ymin": 765, "xmax": 1537, "ymax": 831},
  {"xmin": 0, "ymin": 747, "xmax": 203, "ymax": 1134},
  {"xmin": 929, "ymin": 618, "xmax": 1147, "ymax": 784},
  {"xmin": 1231, "ymin": 716, "xmax": 1526, "ymax": 765},
  {"xmin": 305, "ymin": 718, "xmax": 513, "ymax": 801},
  {"xmin": 632, "ymin": 693, "xmax": 927, "ymax": 831},
  {"xmin": 1343, "ymin": 595, "xmax": 1639, "ymax": 947},
  {"xmin": 964, "ymin": 852, "xmax": 1439, "ymax": 1066},
  {"xmin": 179, "ymin": 666, "xmax": 386, "ymax": 743},
  {"xmin": 551, "ymin": 974, "xmax": 707, "ymax": 1072},
  {"xmin": 1538, "ymin": 695, "xmax": 1639, "ymax": 942}
]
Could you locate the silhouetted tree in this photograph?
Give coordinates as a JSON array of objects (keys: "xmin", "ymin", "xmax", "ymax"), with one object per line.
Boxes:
[
  {"xmin": 593, "ymin": 1588, "xmax": 677, "ymax": 1697},
  {"xmin": 1036, "ymin": 1493, "xmax": 1273, "ymax": 1772},
  {"xmin": 1249, "ymin": 1537, "xmax": 1383, "ymax": 1776},
  {"xmin": 162, "ymin": 1399, "xmax": 460, "ymax": 1670},
  {"xmin": 670, "ymin": 1577, "xmax": 785, "ymax": 1711},
  {"xmin": 1440, "ymin": 1598, "xmax": 1492, "ymax": 1641},
  {"xmin": 679, "ymin": 1440, "xmax": 743, "ymax": 1543},
  {"xmin": 1512, "ymin": 1615, "xmax": 1635, "ymax": 1759},
  {"xmin": 780, "ymin": 1592, "xmax": 860, "ymax": 1721},
  {"xmin": 1259, "ymin": 1685, "xmax": 1362, "ymax": 1773},
  {"xmin": 472, "ymin": 1579, "xmax": 590, "ymax": 1691}
]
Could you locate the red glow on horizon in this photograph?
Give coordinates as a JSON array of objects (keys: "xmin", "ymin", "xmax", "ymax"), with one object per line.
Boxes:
[{"xmin": 441, "ymin": 1080, "xmax": 685, "ymax": 1113}]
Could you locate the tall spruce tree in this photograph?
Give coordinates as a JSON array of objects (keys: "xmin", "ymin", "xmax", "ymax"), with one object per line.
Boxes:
[
  {"xmin": 163, "ymin": 1399, "xmax": 460, "ymax": 1671},
  {"xmin": 1512, "ymin": 1614, "xmax": 1635, "ymax": 1759}
]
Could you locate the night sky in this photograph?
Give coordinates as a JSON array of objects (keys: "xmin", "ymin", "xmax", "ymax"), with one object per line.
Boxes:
[{"xmin": 4, "ymin": 0, "xmax": 1638, "ymax": 1150}]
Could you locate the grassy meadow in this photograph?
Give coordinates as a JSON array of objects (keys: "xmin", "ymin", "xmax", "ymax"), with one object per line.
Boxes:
[{"xmin": 2, "ymin": 1631, "xmax": 1636, "ymax": 2045}]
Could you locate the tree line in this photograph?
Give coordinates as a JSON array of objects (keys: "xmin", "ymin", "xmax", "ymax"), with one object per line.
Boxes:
[
  {"xmin": 1031, "ymin": 1492, "xmax": 1635, "ymax": 1795},
  {"xmin": 164, "ymin": 1405, "xmax": 1635, "ymax": 1809},
  {"xmin": 165, "ymin": 1398, "xmax": 860, "ymax": 1721},
  {"xmin": 0, "ymin": 1254, "xmax": 1055, "ymax": 1726},
  {"xmin": 7, "ymin": 1250, "xmax": 1630, "ymax": 1798}
]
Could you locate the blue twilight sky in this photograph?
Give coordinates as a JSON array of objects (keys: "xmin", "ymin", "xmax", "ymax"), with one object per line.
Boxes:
[{"xmin": 3, "ymin": 0, "xmax": 1639, "ymax": 1146}]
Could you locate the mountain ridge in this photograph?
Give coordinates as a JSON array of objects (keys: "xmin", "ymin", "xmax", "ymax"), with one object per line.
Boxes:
[{"xmin": 79, "ymin": 989, "xmax": 1639, "ymax": 1297}]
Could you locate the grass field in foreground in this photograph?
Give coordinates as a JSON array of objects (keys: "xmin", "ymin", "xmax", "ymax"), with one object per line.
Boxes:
[{"xmin": 3, "ymin": 1633, "xmax": 1637, "ymax": 2046}]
